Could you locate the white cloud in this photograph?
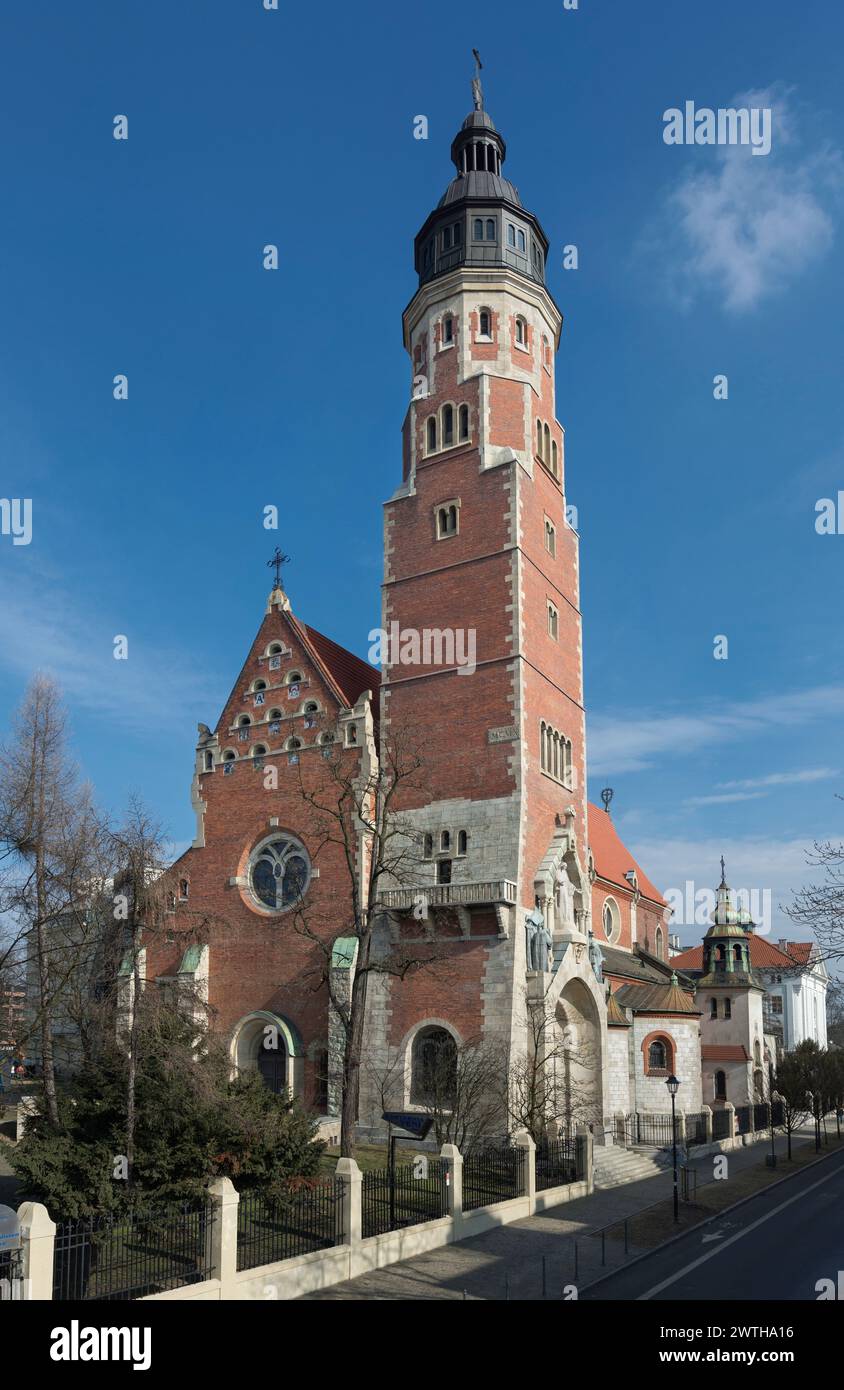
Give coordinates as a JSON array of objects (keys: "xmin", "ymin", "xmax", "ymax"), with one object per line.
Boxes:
[
  {"xmin": 715, "ymin": 768, "xmax": 837, "ymax": 791},
  {"xmin": 644, "ymin": 86, "xmax": 843, "ymax": 312},
  {"xmin": 684, "ymin": 791, "xmax": 768, "ymax": 808},
  {"xmin": 0, "ymin": 564, "xmax": 224, "ymax": 734},
  {"xmin": 589, "ymin": 684, "xmax": 844, "ymax": 774}
]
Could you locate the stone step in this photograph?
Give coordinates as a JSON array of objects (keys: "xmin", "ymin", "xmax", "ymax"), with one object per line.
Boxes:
[{"xmin": 592, "ymin": 1146, "xmax": 669, "ymax": 1189}]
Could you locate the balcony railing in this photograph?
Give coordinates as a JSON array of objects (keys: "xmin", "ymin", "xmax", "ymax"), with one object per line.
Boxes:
[{"xmin": 379, "ymin": 880, "xmax": 518, "ymax": 910}]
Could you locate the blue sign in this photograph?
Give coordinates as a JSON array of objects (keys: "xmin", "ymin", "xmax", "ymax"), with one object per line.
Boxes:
[{"xmin": 382, "ymin": 1111, "xmax": 434, "ymax": 1138}]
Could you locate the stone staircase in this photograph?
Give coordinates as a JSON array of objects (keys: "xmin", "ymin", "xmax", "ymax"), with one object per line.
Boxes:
[{"xmin": 592, "ymin": 1144, "xmax": 671, "ymax": 1190}]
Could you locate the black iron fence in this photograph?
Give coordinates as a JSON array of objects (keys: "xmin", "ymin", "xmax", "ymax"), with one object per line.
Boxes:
[
  {"xmin": 361, "ymin": 1158, "xmax": 448, "ymax": 1239},
  {"xmin": 734, "ymin": 1104, "xmax": 752, "ymax": 1135},
  {"xmin": 236, "ymin": 1181, "xmax": 344, "ymax": 1272},
  {"xmin": 685, "ymin": 1111, "xmax": 708, "ymax": 1146},
  {"xmin": 463, "ymin": 1145, "xmax": 525, "ymax": 1212},
  {"xmin": 625, "ymin": 1112, "xmax": 681, "ymax": 1148},
  {"xmin": 713, "ymin": 1106, "xmax": 732, "ymax": 1141},
  {"xmin": 535, "ymin": 1138, "xmax": 578, "ymax": 1191},
  {"xmin": 753, "ymin": 1102, "xmax": 770, "ymax": 1132},
  {"xmin": 52, "ymin": 1200, "xmax": 215, "ymax": 1301}
]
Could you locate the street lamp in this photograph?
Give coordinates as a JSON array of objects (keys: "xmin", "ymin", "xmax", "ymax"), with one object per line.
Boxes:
[{"xmin": 666, "ymin": 1073, "xmax": 680, "ymax": 1223}]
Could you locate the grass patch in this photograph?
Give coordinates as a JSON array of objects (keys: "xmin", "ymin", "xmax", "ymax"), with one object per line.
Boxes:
[{"xmin": 317, "ymin": 1142, "xmax": 420, "ymax": 1176}]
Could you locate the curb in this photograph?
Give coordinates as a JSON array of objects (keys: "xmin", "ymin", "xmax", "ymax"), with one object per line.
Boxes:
[{"xmin": 579, "ymin": 1138, "xmax": 844, "ymax": 1296}]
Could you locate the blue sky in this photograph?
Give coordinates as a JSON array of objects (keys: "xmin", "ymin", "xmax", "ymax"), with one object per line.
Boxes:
[{"xmin": 1, "ymin": 0, "xmax": 842, "ymax": 944}]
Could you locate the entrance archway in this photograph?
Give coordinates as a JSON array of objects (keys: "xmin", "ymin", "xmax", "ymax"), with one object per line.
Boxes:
[
  {"xmin": 230, "ymin": 1010, "xmax": 304, "ymax": 1100},
  {"xmin": 554, "ymin": 978, "xmax": 603, "ymax": 1129}
]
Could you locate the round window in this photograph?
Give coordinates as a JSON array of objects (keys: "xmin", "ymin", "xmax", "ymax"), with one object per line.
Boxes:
[{"xmin": 248, "ymin": 836, "xmax": 311, "ymax": 912}]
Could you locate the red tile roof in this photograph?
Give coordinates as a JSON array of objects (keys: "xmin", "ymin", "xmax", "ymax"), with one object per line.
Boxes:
[
  {"xmin": 671, "ymin": 936, "xmax": 813, "ymax": 973},
  {"xmin": 297, "ymin": 621, "xmax": 381, "ymax": 708},
  {"xmin": 587, "ymin": 805, "xmax": 666, "ymax": 905},
  {"xmin": 702, "ymin": 1045, "xmax": 749, "ymax": 1062}
]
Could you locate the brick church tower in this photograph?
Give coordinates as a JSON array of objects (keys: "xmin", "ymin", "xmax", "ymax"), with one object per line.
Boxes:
[{"xmin": 358, "ymin": 81, "xmax": 611, "ymax": 1130}]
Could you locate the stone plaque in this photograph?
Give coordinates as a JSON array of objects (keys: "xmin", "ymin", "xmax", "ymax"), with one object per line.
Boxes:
[{"xmin": 488, "ymin": 725, "xmax": 519, "ymax": 744}]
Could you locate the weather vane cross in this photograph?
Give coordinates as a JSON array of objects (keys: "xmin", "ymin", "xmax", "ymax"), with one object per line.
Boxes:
[
  {"xmin": 267, "ymin": 547, "xmax": 290, "ymax": 588},
  {"xmin": 472, "ymin": 48, "xmax": 484, "ymax": 111}
]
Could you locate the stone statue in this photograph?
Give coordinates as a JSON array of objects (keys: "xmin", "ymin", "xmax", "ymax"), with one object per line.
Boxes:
[
  {"xmin": 556, "ymin": 866, "xmax": 575, "ymax": 926},
  {"xmin": 587, "ymin": 929, "xmax": 604, "ymax": 983},
  {"xmin": 525, "ymin": 908, "xmax": 541, "ymax": 971},
  {"xmin": 534, "ymin": 918, "xmax": 553, "ymax": 973}
]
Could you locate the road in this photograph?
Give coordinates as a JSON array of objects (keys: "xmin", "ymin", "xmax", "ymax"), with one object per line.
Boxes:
[{"xmin": 583, "ymin": 1145, "xmax": 844, "ymax": 1301}]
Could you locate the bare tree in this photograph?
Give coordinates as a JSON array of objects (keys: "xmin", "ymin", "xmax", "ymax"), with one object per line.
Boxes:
[
  {"xmin": 412, "ymin": 1032, "xmax": 506, "ymax": 1151},
  {"xmin": 284, "ymin": 723, "xmax": 458, "ymax": 1156},
  {"xmin": 508, "ymin": 987, "xmax": 601, "ymax": 1141},
  {"xmin": 788, "ymin": 836, "xmax": 844, "ymax": 967},
  {"xmin": 0, "ymin": 676, "xmax": 107, "ymax": 1125}
]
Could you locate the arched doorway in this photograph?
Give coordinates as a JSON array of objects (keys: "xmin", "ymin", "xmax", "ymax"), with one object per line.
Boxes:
[
  {"xmin": 554, "ymin": 978, "xmax": 603, "ymax": 1130},
  {"xmin": 257, "ymin": 1043, "xmax": 288, "ymax": 1095},
  {"xmin": 230, "ymin": 1010, "xmax": 303, "ymax": 1100}
]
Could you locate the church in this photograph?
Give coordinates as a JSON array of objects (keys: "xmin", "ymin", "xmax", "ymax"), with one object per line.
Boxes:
[{"xmin": 147, "ymin": 81, "xmax": 715, "ymax": 1140}]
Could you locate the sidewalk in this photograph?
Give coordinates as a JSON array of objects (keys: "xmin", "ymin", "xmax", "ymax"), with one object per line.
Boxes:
[{"xmin": 302, "ymin": 1126, "xmax": 825, "ymax": 1300}]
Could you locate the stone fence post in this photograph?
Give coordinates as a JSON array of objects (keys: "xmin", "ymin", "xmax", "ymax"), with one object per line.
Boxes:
[
  {"xmin": 701, "ymin": 1105, "xmax": 713, "ymax": 1144},
  {"xmin": 575, "ymin": 1129, "xmax": 594, "ymax": 1192},
  {"xmin": 337, "ymin": 1157, "xmax": 362, "ymax": 1249},
  {"xmin": 206, "ymin": 1177, "xmax": 239, "ymax": 1295},
  {"xmin": 724, "ymin": 1102, "xmax": 736, "ymax": 1142},
  {"xmin": 17, "ymin": 1202, "xmax": 55, "ymax": 1300},
  {"xmin": 440, "ymin": 1143, "xmax": 463, "ymax": 1225},
  {"xmin": 513, "ymin": 1131, "xmax": 536, "ymax": 1214}
]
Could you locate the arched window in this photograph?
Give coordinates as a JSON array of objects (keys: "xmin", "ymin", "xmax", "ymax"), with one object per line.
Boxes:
[
  {"xmin": 248, "ymin": 835, "xmax": 311, "ymax": 912},
  {"xmin": 710, "ymin": 998, "xmax": 718, "ymax": 1019},
  {"xmin": 516, "ymin": 316, "xmax": 527, "ymax": 347},
  {"xmin": 442, "ymin": 315, "xmax": 454, "ymax": 346},
  {"xmin": 473, "ymin": 218, "xmax": 484, "ymax": 241},
  {"xmin": 179, "ymin": 878, "xmax": 189, "ymax": 900},
  {"xmin": 442, "ymin": 403, "xmax": 454, "ymax": 446},
  {"xmin": 237, "ymin": 715, "xmax": 252, "ymax": 727},
  {"xmin": 715, "ymin": 1070, "xmax": 727, "ymax": 1101},
  {"xmin": 543, "ymin": 423, "xmax": 551, "ymax": 463},
  {"xmin": 287, "ymin": 671, "xmax": 302, "ymax": 685},
  {"xmin": 268, "ymin": 642, "xmax": 283, "ymax": 656},
  {"xmin": 478, "ymin": 308, "xmax": 491, "ymax": 338},
  {"xmin": 486, "ymin": 218, "xmax": 496, "ymax": 241},
  {"xmin": 654, "ymin": 926, "xmax": 664, "ymax": 960},
  {"xmin": 204, "ymin": 751, "xmax": 213, "ymax": 771},
  {"xmin": 517, "ymin": 229, "xmax": 526, "ymax": 253},
  {"xmin": 551, "ymin": 440, "xmax": 558, "ymax": 477},
  {"xmin": 253, "ymin": 679, "xmax": 267, "ymax": 692},
  {"xmin": 724, "ymin": 998, "xmax": 732, "ymax": 1019},
  {"xmin": 426, "ymin": 416, "xmax": 437, "ymax": 454},
  {"xmin": 436, "ymin": 503, "xmax": 458, "ymax": 539},
  {"xmin": 602, "ymin": 897, "xmax": 620, "ymax": 942},
  {"xmin": 458, "ymin": 404, "xmax": 470, "ymax": 441},
  {"xmin": 507, "ymin": 223, "xmax": 516, "ymax": 247},
  {"xmin": 648, "ymin": 1039, "xmax": 668, "ymax": 1072},
  {"xmin": 346, "ymin": 724, "xmax": 357, "ymax": 746},
  {"xmin": 411, "ymin": 1026, "xmax": 457, "ymax": 1106},
  {"xmin": 457, "ymin": 830, "xmax": 467, "ymax": 856},
  {"xmin": 423, "ymin": 833, "xmax": 433, "ymax": 859},
  {"xmin": 536, "ymin": 420, "xmax": 543, "ymax": 457},
  {"xmin": 222, "ymin": 749, "xmax": 236, "ymax": 762},
  {"xmin": 253, "ymin": 743, "xmax": 267, "ymax": 758},
  {"xmin": 754, "ymin": 1040, "xmax": 762, "ymax": 1065},
  {"xmin": 440, "ymin": 830, "xmax": 451, "ymax": 852},
  {"xmin": 285, "ymin": 737, "xmax": 301, "ymax": 752}
]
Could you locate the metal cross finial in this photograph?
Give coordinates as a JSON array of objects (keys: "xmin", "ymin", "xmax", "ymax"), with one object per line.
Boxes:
[
  {"xmin": 720, "ymin": 855, "xmax": 727, "ymax": 884},
  {"xmin": 267, "ymin": 547, "xmax": 290, "ymax": 589},
  {"xmin": 471, "ymin": 49, "xmax": 484, "ymax": 111},
  {"xmin": 600, "ymin": 787, "xmax": 614, "ymax": 815}
]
